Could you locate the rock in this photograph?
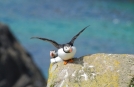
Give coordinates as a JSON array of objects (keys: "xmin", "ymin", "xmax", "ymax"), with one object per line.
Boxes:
[
  {"xmin": 0, "ymin": 23, "xmax": 46, "ymax": 87},
  {"xmin": 47, "ymin": 53, "xmax": 134, "ymax": 87}
]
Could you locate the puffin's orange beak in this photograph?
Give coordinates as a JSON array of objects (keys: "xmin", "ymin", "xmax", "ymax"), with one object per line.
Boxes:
[{"xmin": 69, "ymin": 47, "xmax": 73, "ymax": 53}]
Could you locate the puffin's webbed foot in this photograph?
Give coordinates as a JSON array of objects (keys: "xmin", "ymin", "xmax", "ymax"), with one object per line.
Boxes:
[
  {"xmin": 68, "ymin": 59, "xmax": 73, "ymax": 63},
  {"xmin": 63, "ymin": 59, "xmax": 74, "ymax": 65},
  {"xmin": 64, "ymin": 60, "xmax": 68, "ymax": 65}
]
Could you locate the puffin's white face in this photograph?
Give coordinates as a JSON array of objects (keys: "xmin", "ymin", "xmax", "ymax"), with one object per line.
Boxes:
[
  {"xmin": 50, "ymin": 50, "xmax": 57, "ymax": 58},
  {"xmin": 63, "ymin": 45, "xmax": 72, "ymax": 53}
]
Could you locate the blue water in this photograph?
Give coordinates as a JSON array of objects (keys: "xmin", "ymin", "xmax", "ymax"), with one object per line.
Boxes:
[{"xmin": 0, "ymin": 0, "xmax": 134, "ymax": 78}]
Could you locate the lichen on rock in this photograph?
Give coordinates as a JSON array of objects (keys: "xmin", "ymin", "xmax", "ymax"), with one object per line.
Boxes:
[{"xmin": 47, "ymin": 53, "xmax": 134, "ymax": 87}]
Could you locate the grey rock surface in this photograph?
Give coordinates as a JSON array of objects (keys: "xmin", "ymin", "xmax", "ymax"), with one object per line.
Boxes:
[
  {"xmin": 0, "ymin": 23, "xmax": 46, "ymax": 87},
  {"xmin": 47, "ymin": 54, "xmax": 134, "ymax": 87}
]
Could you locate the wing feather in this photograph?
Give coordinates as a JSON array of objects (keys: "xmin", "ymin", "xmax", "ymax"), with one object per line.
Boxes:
[
  {"xmin": 69, "ymin": 25, "xmax": 89, "ymax": 45},
  {"xmin": 31, "ymin": 37, "xmax": 60, "ymax": 49}
]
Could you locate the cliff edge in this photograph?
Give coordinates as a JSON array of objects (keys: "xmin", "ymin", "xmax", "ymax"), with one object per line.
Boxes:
[{"xmin": 47, "ymin": 53, "xmax": 134, "ymax": 87}]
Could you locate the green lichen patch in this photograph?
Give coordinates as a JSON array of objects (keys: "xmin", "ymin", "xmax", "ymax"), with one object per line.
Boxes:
[{"xmin": 47, "ymin": 53, "xmax": 134, "ymax": 87}]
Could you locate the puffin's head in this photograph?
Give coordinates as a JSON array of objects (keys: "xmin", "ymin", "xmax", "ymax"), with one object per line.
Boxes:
[
  {"xmin": 63, "ymin": 44, "xmax": 73, "ymax": 53},
  {"xmin": 50, "ymin": 50, "xmax": 57, "ymax": 58}
]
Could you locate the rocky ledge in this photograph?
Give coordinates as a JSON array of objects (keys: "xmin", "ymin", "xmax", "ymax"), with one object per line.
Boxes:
[
  {"xmin": 47, "ymin": 53, "xmax": 134, "ymax": 87},
  {"xmin": 0, "ymin": 23, "xmax": 46, "ymax": 87}
]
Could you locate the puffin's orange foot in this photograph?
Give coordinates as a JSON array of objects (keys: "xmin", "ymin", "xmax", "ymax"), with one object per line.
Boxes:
[
  {"xmin": 68, "ymin": 59, "xmax": 73, "ymax": 63},
  {"xmin": 63, "ymin": 60, "xmax": 68, "ymax": 65}
]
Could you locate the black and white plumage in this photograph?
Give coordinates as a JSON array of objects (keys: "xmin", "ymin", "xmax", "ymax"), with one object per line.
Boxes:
[
  {"xmin": 50, "ymin": 50, "xmax": 63, "ymax": 63},
  {"xmin": 31, "ymin": 25, "xmax": 89, "ymax": 62},
  {"xmin": 50, "ymin": 50, "xmax": 58, "ymax": 58}
]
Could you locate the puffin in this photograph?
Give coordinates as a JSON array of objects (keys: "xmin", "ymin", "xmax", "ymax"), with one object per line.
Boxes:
[
  {"xmin": 50, "ymin": 50, "xmax": 58, "ymax": 58},
  {"xmin": 50, "ymin": 50, "xmax": 63, "ymax": 64},
  {"xmin": 31, "ymin": 25, "xmax": 89, "ymax": 65}
]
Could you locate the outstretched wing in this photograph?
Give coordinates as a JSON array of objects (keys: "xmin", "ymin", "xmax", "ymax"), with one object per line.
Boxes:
[
  {"xmin": 31, "ymin": 37, "xmax": 60, "ymax": 49},
  {"xmin": 69, "ymin": 25, "xmax": 89, "ymax": 45}
]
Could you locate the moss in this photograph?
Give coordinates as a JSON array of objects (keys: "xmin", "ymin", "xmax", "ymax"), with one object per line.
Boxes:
[
  {"xmin": 47, "ymin": 64, "xmax": 59, "ymax": 87},
  {"xmin": 47, "ymin": 64, "xmax": 52, "ymax": 84},
  {"xmin": 47, "ymin": 54, "xmax": 134, "ymax": 87},
  {"xmin": 50, "ymin": 84, "xmax": 54, "ymax": 87},
  {"xmin": 129, "ymin": 77, "xmax": 134, "ymax": 87}
]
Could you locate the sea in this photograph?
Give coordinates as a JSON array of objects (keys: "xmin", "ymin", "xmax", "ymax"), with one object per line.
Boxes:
[{"xmin": 0, "ymin": 0, "xmax": 134, "ymax": 79}]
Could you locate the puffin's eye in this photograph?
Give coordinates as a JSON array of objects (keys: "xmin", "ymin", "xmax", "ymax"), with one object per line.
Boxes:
[{"xmin": 64, "ymin": 46, "xmax": 68, "ymax": 50}]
